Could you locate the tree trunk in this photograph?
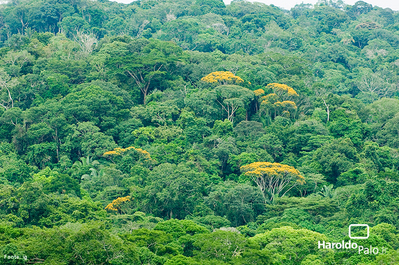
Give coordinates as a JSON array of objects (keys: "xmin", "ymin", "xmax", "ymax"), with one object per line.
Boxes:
[{"xmin": 322, "ymin": 98, "xmax": 330, "ymax": 122}]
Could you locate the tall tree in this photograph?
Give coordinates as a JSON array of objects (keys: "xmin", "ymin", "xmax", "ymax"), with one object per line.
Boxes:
[
  {"xmin": 0, "ymin": 69, "xmax": 19, "ymax": 110},
  {"xmin": 106, "ymin": 39, "xmax": 182, "ymax": 105},
  {"xmin": 215, "ymin": 85, "xmax": 254, "ymax": 123},
  {"xmin": 241, "ymin": 162, "xmax": 305, "ymax": 203}
]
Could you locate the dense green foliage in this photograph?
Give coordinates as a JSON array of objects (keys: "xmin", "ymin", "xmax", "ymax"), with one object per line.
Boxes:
[{"xmin": 1, "ymin": 0, "xmax": 399, "ymax": 264}]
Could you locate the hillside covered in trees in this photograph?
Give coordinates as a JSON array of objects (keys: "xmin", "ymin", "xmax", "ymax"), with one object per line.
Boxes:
[{"xmin": 1, "ymin": 0, "xmax": 399, "ymax": 264}]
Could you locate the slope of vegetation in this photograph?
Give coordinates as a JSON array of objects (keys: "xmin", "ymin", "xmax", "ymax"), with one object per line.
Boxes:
[{"xmin": 1, "ymin": 0, "xmax": 399, "ymax": 264}]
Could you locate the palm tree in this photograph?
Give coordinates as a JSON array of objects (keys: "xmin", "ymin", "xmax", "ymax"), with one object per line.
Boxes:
[
  {"xmin": 72, "ymin": 155, "xmax": 100, "ymax": 180},
  {"xmin": 319, "ymin": 184, "xmax": 336, "ymax": 199},
  {"xmin": 81, "ymin": 168, "xmax": 105, "ymax": 181}
]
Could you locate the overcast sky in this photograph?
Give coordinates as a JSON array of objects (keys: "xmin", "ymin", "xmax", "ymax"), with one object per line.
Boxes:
[{"xmin": 111, "ymin": 0, "xmax": 399, "ymax": 11}]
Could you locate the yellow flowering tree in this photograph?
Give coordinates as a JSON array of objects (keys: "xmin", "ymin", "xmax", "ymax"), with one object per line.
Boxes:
[
  {"xmin": 253, "ymin": 89, "xmax": 266, "ymax": 115},
  {"xmin": 266, "ymin": 83, "xmax": 299, "ymax": 100},
  {"xmin": 105, "ymin": 196, "xmax": 131, "ymax": 214},
  {"xmin": 271, "ymin": 100, "xmax": 297, "ymax": 117},
  {"xmin": 201, "ymin": 71, "xmax": 244, "ymax": 85},
  {"xmin": 200, "ymin": 72, "xmax": 254, "ymax": 122},
  {"xmin": 104, "ymin": 146, "xmax": 149, "ymax": 156},
  {"xmin": 253, "ymin": 89, "xmax": 265, "ymax": 97},
  {"xmin": 104, "ymin": 146, "xmax": 151, "ymax": 158},
  {"xmin": 260, "ymin": 83, "xmax": 299, "ymax": 118},
  {"xmin": 240, "ymin": 162, "xmax": 305, "ymax": 204},
  {"xmin": 103, "ymin": 146, "xmax": 152, "ymax": 166}
]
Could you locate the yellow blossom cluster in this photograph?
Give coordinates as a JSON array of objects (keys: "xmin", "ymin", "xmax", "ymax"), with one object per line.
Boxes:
[
  {"xmin": 102, "ymin": 150, "xmax": 119, "ymax": 156},
  {"xmin": 259, "ymin": 83, "xmax": 299, "ymax": 118},
  {"xmin": 103, "ymin": 146, "xmax": 151, "ymax": 159},
  {"xmin": 134, "ymin": 147, "xmax": 151, "ymax": 159},
  {"xmin": 103, "ymin": 147, "xmax": 128, "ymax": 156},
  {"xmin": 261, "ymin": 93, "xmax": 278, "ymax": 105},
  {"xmin": 273, "ymin": 100, "xmax": 297, "ymax": 109},
  {"xmin": 241, "ymin": 162, "xmax": 305, "ymax": 183},
  {"xmin": 201, "ymin": 71, "xmax": 244, "ymax": 85},
  {"xmin": 260, "ymin": 95, "xmax": 297, "ymax": 117},
  {"xmin": 254, "ymin": 89, "xmax": 265, "ymax": 96},
  {"xmin": 105, "ymin": 196, "xmax": 131, "ymax": 212},
  {"xmin": 266, "ymin": 83, "xmax": 299, "ymax": 97}
]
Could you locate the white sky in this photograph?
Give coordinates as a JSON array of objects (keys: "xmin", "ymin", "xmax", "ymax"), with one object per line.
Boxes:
[{"xmin": 111, "ymin": 0, "xmax": 399, "ymax": 11}]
